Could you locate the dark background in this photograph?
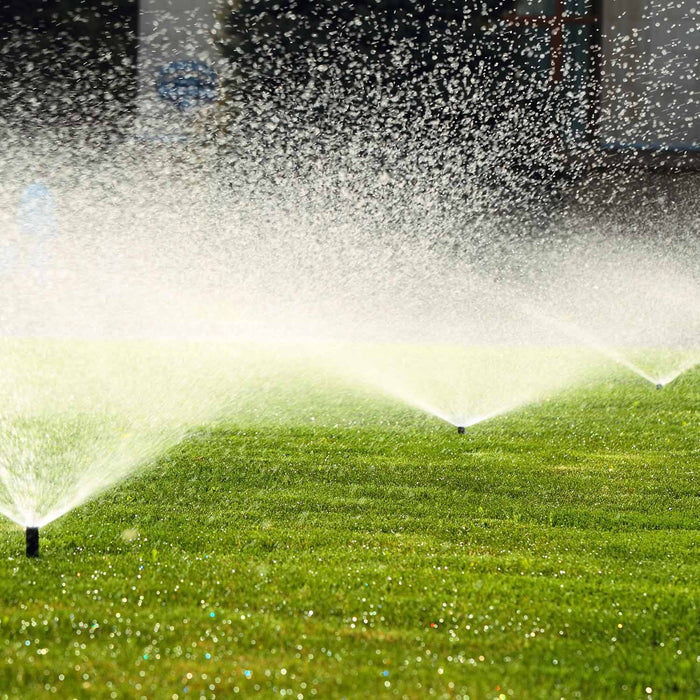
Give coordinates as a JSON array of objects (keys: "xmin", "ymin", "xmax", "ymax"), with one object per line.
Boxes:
[
  {"xmin": 0, "ymin": 0, "xmax": 137, "ymax": 127},
  {"xmin": 0, "ymin": 0, "xmax": 583, "ymax": 198},
  {"xmin": 0, "ymin": 1, "xmax": 532, "ymax": 128}
]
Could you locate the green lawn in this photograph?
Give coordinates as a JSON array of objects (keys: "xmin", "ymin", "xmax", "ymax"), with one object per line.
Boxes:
[{"xmin": 0, "ymin": 366, "xmax": 698, "ymax": 699}]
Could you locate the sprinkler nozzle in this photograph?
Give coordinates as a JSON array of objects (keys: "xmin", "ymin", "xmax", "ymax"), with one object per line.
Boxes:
[
  {"xmin": 656, "ymin": 383, "xmax": 663, "ymax": 390},
  {"xmin": 457, "ymin": 426, "xmax": 465, "ymax": 434},
  {"xmin": 26, "ymin": 527, "xmax": 39, "ymax": 558}
]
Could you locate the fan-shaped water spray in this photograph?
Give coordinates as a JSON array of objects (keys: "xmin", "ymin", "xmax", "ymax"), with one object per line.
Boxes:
[
  {"xmin": 0, "ymin": 339, "xmax": 244, "ymax": 528},
  {"xmin": 519, "ymin": 230, "xmax": 700, "ymax": 388},
  {"xmin": 0, "ymin": 0, "xmax": 698, "ymax": 558},
  {"xmin": 1, "ymin": 128, "xmax": 698, "ymax": 552}
]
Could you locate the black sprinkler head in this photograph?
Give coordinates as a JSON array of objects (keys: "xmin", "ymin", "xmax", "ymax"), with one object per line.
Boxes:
[
  {"xmin": 457, "ymin": 426, "xmax": 465, "ymax": 434},
  {"xmin": 26, "ymin": 527, "xmax": 39, "ymax": 558},
  {"xmin": 656, "ymin": 383, "xmax": 663, "ymax": 390}
]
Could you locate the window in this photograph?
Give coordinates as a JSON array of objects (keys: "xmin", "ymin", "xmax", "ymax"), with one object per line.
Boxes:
[{"xmin": 501, "ymin": 0, "xmax": 599, "ymax": 141}]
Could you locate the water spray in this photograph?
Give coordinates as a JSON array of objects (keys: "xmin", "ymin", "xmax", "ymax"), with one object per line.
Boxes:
[
  {"xmin": 457, "ymin": 426, "xmax": 465, "ymax": 434},
  {"xmin": 26, "ymin": 527, "xmax": 39, "ymax": 558}
]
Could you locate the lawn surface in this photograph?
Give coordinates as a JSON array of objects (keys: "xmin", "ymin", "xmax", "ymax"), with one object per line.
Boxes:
[{"xmin": 0, "ymin": 368, "xmax": 698, "ymax": 699}]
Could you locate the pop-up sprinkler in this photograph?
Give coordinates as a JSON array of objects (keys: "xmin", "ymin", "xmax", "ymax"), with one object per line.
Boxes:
[
  {"xmin": 26, "ymin": 527, "xmax": 39, "ymax": 557},
  {"xmin": 457, "ymin": 426, "xmax": 465, "ymax": 434},
  {"xmin": 656, "ymin": 383, "xmax": 663, "ymax": 390}
]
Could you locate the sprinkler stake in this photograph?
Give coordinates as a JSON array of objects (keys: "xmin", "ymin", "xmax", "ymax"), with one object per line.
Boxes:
[
  {"xmin": 26, "ymin": 527, "xmax": 39, "ymax": 558},
  {"xmin": 457, "ymin": 426, "xmax": 465, "ymax": 434}
]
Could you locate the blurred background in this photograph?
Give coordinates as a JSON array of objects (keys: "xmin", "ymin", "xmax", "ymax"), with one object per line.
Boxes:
[{"xmin": 0, "ymin": 1, "xmax": 698, "ymax": 178}]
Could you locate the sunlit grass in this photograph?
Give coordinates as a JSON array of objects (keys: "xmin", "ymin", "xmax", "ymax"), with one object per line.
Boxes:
[{"xmin": 0, "ymin": 363, "xmax": 697, "ymax": 697}]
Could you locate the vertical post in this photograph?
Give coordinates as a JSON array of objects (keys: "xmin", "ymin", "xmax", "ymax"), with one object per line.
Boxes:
[
  {"xmin": 502, "ymin": 2, "xmax": 597, "ymax": 86},
  {"xmin": 587, "ymin": 0, "xmax": 603, "ymax": 143},
  {"xmin": 550, "ymin": 0, "xmax": 564, "ymax": 83},
  {"xmin": 26, "ymin": 527, "xmax": 39, "ymax": 558}
]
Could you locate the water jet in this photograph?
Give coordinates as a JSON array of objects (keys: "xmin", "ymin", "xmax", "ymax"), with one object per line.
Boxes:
[{"xmin": 26, "ymin": 527, "xmax": 39, "ymax": 557}]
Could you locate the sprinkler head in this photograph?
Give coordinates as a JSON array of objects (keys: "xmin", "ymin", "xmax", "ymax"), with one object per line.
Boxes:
[
  {"xmin": 26, "ymin": 527, "xmax": 39, "ymax": 558},
  {"xmin": 457, "ymin": 426, "xmax": 465, "ymax": 434},
  {"xmin": 656, "ymin": 383, "xmax": 663, "ymax": 390}
]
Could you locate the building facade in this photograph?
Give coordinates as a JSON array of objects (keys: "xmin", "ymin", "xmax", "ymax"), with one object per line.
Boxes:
[{"xmin": 502, "ymin": 0, "xmax": 699, "ymax": 150}]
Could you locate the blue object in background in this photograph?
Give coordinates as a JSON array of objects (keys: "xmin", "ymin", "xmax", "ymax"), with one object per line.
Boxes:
[
  {"xmin": 13, "ymin": 182, "xmax": 58, "ymax": 281},
  {"xmin": 156, "ymin": 60, "xmax": 218, "ymax": 112},
  {"xmin": 0, "ymin": 240, "xmax": 17, "ymax": 277},
  {"xmin": 17, "ymin": 183, "xmax": 57, "ymax": 239}
]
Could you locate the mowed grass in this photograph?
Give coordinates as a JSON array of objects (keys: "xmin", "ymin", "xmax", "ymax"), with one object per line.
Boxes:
[{"xmin": 0, "ymin": 368, "xmax": 697, "ymax": 699}]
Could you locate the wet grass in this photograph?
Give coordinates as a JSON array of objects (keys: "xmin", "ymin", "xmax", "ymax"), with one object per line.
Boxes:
[{"xmin": 0, "ymin": 369, "xmax": 697, "ymax": 699}]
